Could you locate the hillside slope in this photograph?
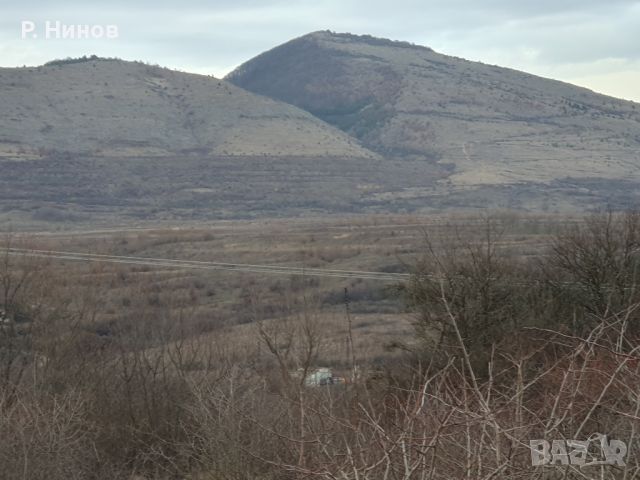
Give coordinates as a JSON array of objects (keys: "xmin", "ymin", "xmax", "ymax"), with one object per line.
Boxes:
[
  {"xmin": 0, "ymin": 58, "xmax": 373, "ymax": 159},
  {"xmin": 0, "ymin": 58, "xmax": 412, "ymax": 227},
  {"xmin": 227, "ymin": 31, "xmax": 640, "ymax": 209}
]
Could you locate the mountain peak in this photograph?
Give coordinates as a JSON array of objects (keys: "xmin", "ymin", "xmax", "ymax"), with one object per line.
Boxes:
[
  {"xmin": 300, "ymin": 30, "xmax": 432, "ymax": 51},
  {"xmin": 228, "ymin": 32, "xmax": 640, "ymax": 210}
]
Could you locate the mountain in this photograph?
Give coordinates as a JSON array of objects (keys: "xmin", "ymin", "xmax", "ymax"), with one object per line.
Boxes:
[
  {"xmin": 4, "ymin": 37, "xmax": 640, "ymax": 229},
  {"xmin": 227, "ymin": 31, "xmax": 640, "ymax": 211}
]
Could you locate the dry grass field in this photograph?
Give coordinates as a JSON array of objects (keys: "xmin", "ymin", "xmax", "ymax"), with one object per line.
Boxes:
[{"xmin": 8, "ymin": 213, "xmax": 570, "ymax": 365}]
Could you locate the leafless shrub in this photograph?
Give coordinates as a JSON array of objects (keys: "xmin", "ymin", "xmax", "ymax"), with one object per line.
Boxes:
[
  {"xmin": 546, "ymin": 211, "xmax": 640, "ymax": 335},
  {"xmin": 0, "ymin": 391, "xmax": 97, "ymax": 480}
]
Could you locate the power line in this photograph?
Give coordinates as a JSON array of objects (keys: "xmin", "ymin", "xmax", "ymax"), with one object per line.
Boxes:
[
  {"xmin": 1, "ymin": 248, "xmax": 629, "ymax": 290},
  {"xmin": 1, "ymin": 248, "xmax": 410, "ymax": 282}
]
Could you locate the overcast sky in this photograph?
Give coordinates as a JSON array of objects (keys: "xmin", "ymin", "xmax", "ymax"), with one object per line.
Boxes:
[{"xmin": 1, "ymin": 0, "xmax": 639, "ymax": 102}]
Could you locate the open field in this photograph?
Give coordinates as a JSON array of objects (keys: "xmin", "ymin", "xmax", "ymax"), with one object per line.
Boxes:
[{"xmin": 5, "ymin": 213, "xmax": 572, "ymax": 365}]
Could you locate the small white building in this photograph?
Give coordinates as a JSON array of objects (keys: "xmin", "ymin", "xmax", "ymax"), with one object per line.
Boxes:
[{"xmin": 304, "ymin": 367, "xmax": 333, "ymax": 386}]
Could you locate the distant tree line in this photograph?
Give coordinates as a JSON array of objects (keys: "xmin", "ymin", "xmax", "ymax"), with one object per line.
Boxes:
[{"xmin": 44, "ymin": 55, "xmax": 115, "ymax": 66}]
